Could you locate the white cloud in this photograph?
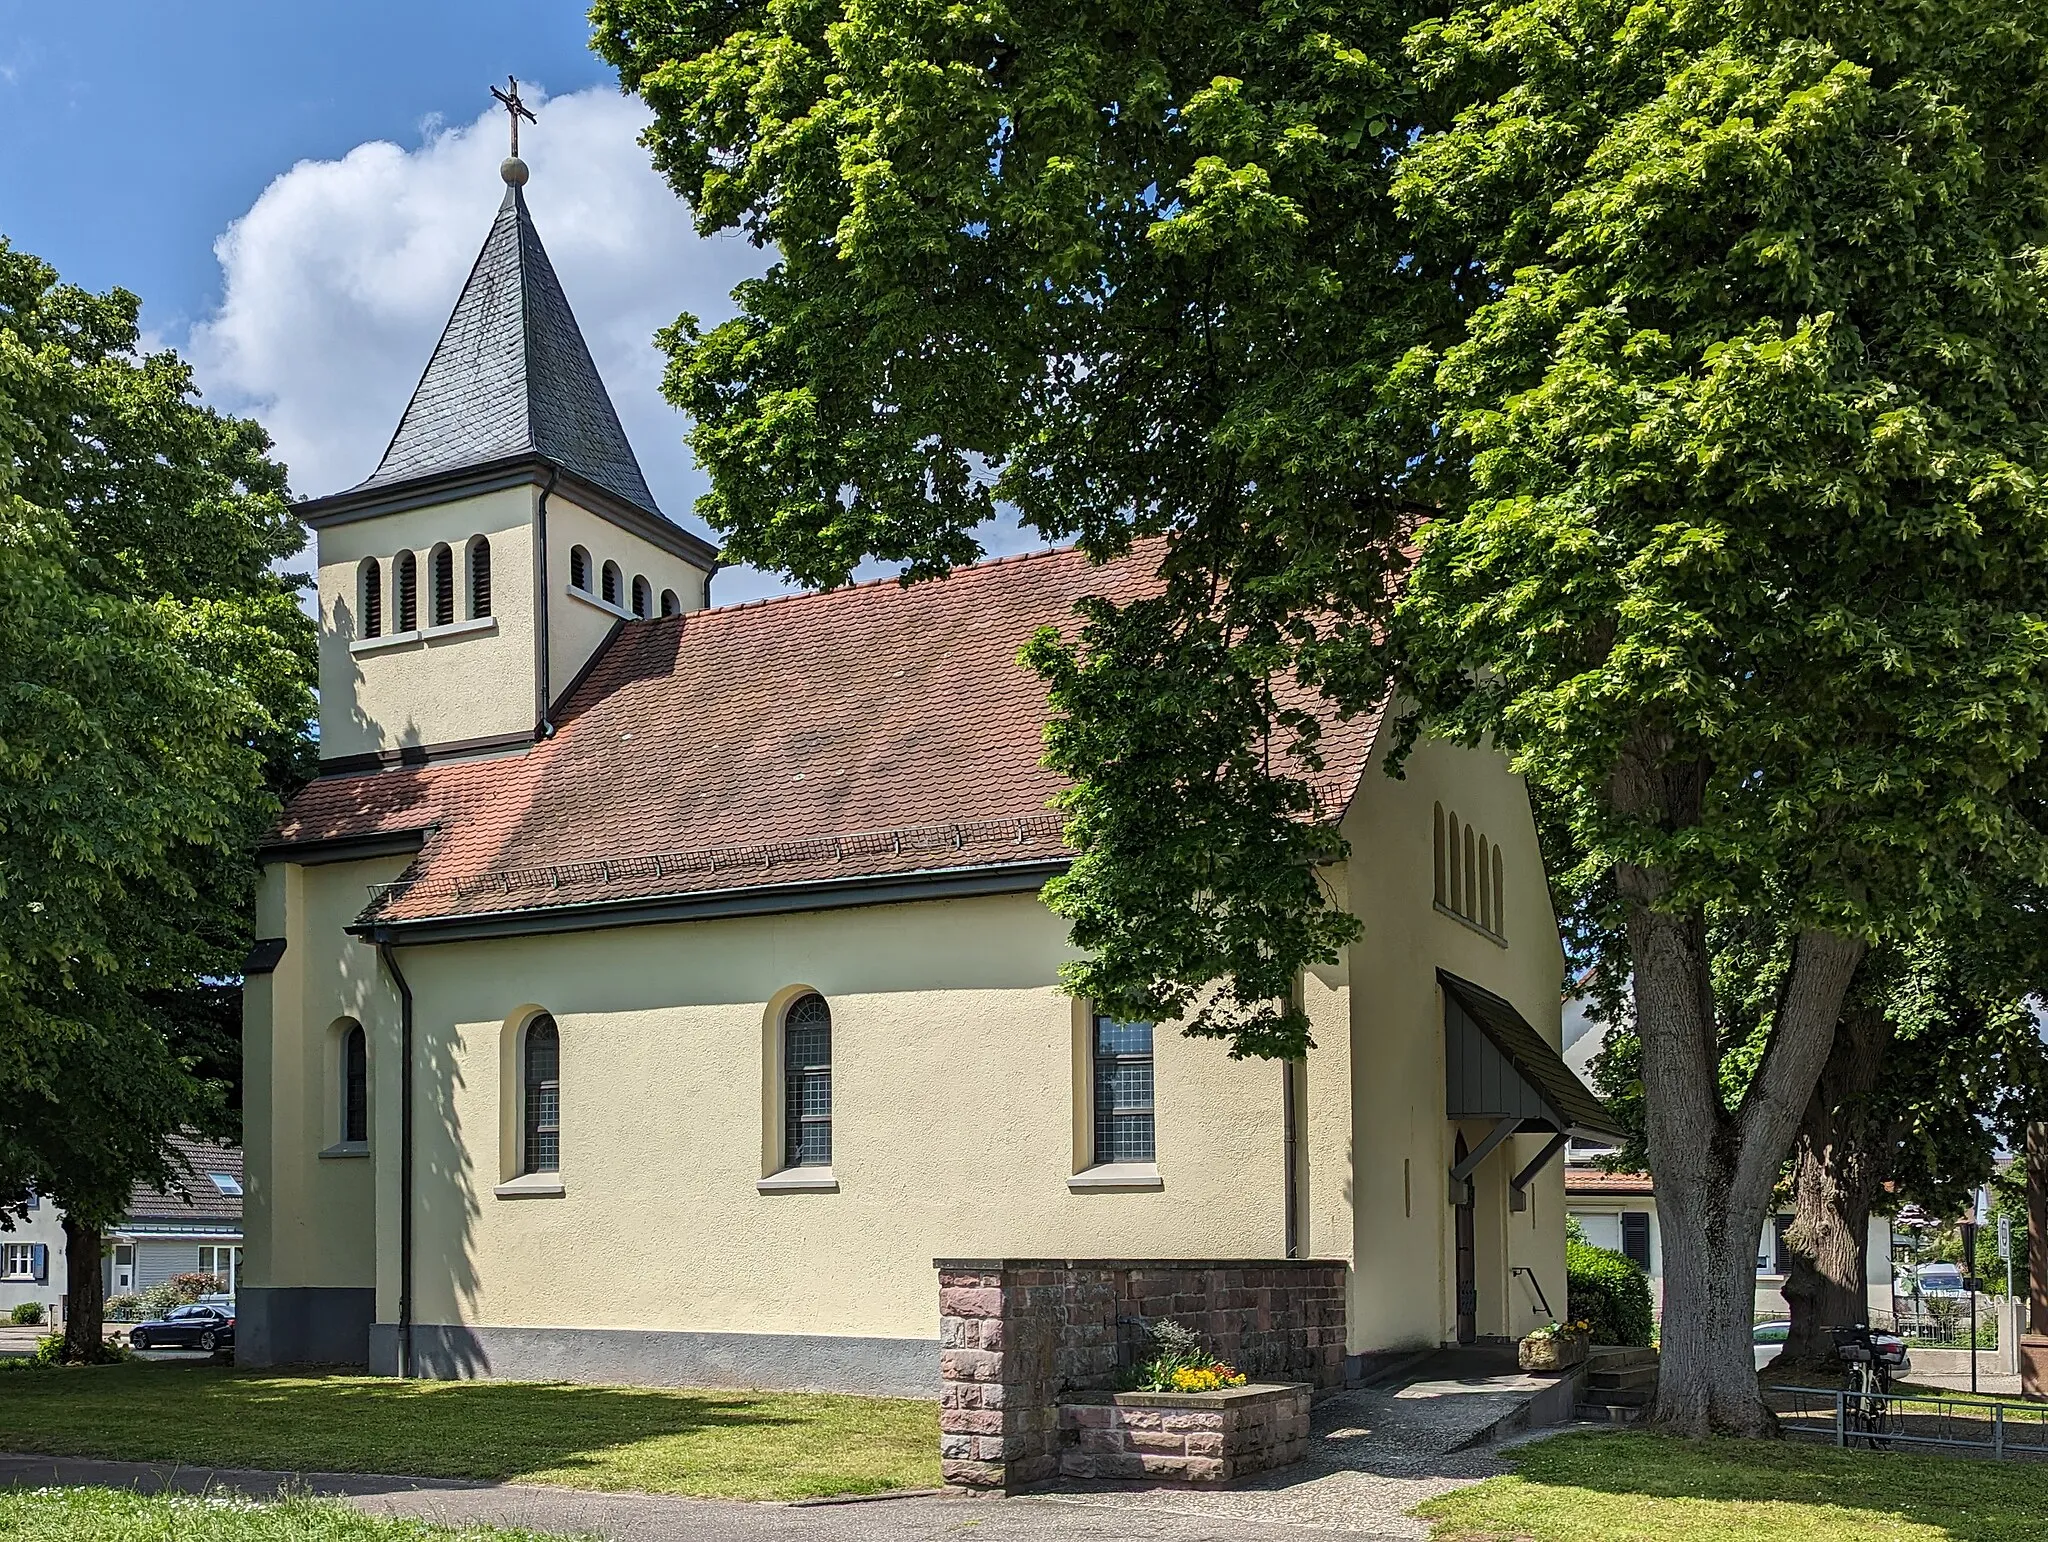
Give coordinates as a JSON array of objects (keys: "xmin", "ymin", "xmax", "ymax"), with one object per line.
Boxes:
[{"xmin": 189, "ymin": 85, "xmax": 1044, "ymax": 604}]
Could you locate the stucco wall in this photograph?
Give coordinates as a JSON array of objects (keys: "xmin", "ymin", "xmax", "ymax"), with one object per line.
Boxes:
[
  {"xmin": 0, "ymin": 1202, "xmax": 65, "ymax": 1315},
  {"xmin": 542, "ymin": 492, "xmax": 712, "ymax": 714}
]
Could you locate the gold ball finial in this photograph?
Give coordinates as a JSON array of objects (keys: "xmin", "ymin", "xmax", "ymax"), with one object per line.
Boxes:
[{"xmin": 501, "ymin": 156, "xmax": 530, "ymax": 187}]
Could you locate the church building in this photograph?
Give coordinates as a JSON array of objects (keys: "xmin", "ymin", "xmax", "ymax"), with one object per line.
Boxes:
[{"xmin": 239, "ymin": 150, "xmax": 1617, "ymax": 1390}]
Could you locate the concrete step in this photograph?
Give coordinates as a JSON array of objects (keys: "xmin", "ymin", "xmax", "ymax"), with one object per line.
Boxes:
[
  {"xmin": 1578, "ymin": 1400, "xmax": 1649, "ymax": 1425},
  {"xmin": 1585, "ymin": 1364, "xmax": 1659, "ymax": 1393},
  {"xmin": 1582, "ymin": 1383, "xmax": 1655, "ymax": 1409},
  {"xmin": 1587, "ymin": 1346, "xmax": 1659, "ymax": 1370}
]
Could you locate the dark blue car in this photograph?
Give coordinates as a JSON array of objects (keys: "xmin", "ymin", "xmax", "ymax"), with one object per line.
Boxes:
[{"xmin": 130, "ymin": 1302, "xmax": 234, "ymax": 1354}]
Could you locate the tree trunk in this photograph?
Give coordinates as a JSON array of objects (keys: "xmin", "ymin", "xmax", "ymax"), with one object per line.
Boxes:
[
  {"xmin": 1610, "ymin": 739, "xmax": 1865, "ymax": 1435},
  {"xmin": 61, "ymin": 1214, "xmax": 106, "ymax": 1363},
  {"xmin": 1780, "ymin": 994, "xmax": 1893, "ymax": 1369}
]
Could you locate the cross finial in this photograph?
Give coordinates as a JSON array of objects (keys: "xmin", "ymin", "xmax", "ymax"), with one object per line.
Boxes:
[{"xmin": 491, "ymin": 75, "xmax": 536, "ymax": 161}]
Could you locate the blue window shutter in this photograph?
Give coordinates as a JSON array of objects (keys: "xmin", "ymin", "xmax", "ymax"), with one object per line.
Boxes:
[{"xmin": 32, "ymin": 1244, "xmax": 48, "ymax": 1284}]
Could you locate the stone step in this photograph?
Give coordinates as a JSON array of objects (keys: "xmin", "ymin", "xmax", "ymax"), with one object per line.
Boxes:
[
  {"xmin": 1577, "ymin": 1400, "xmax": 1648, "ymax": 1425},
  {"xmin": 1585, "ymin": 1364, "xmax": 1659, "ymax": 1393},
  {"xmin": 1587, "ymin": 1346, "xmax": 1659, "ymax": 1370},
  {"xmin": 1581, "ymin": 1383, "xmax": 1655, "ymax": 1409}
]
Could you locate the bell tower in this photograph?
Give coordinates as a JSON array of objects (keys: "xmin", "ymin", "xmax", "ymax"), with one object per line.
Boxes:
[{"xmin": 298, "ymin": 81, "xmax": 717, "ymax": 772}]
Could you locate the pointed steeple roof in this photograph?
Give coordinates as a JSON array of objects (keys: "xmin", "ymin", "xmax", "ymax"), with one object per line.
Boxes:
[{"xmin": 353, "ymin": 182, "xmax": 664, "ymax": 520}]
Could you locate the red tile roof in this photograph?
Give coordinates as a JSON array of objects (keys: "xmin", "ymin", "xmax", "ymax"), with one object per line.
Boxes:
[
  {"xmin": 1564, "ymin": 1166, "xmax": 1655, "ymax": 1197},
  {"xmin": 276, "ymin": 544, "xmax": 1386, "ymax": 930}
]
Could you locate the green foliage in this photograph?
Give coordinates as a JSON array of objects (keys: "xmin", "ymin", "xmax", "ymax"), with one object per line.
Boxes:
[
  {"xmin": 104, "ymin": 1295, "xmax": 143, "ymax": 1323},
  {"xmin": 1567, "ymin": 1240, "xmax": 1654, "ymax": 1347},
  {"xmin": 9, "ymin": 1301, "xmax": 42, "ymax": 1325},
  {"xmin": 0, "ymin": 238, "xmax": 314, "ymax": 1246}
]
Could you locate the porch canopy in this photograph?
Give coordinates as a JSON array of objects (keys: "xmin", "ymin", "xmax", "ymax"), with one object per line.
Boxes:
[{"xmin": 1440, "ymin": 969, "xmax": 1626, "ymax": 1202}]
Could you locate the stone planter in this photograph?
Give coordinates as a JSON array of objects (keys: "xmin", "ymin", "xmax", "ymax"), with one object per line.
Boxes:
[
  {"xmin": 1057, "ymin": 1383, "xmax": 1312, "ymax": 1484},
  {"xmin": 1518, "ymin": 1331, "xmax": 1589, "ymax": 1371}
]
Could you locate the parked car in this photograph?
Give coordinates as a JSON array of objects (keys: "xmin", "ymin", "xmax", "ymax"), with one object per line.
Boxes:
[
  {"xmin": 1915, "ymin": 1262, "xmax": 1969, "ymax": 1300},
  {"xmin": 1753, "ymin": 1318, "xmax": 1789, "ymax": 1370},
  {"xmin": 129, "ymin": 1302, "xmax": 235, "ymax": 1354}
]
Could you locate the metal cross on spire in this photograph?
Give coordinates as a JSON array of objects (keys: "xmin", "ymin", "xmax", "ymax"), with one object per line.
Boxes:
[{"xmin": 491, "ymin": 76, "xmax": 536, "ymax": 158}]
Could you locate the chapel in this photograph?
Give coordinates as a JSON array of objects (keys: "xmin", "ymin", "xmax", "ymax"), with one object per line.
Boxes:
[{"xmin": 239, "ymin": 147, "xmax": 1617, "ymax": 1387}]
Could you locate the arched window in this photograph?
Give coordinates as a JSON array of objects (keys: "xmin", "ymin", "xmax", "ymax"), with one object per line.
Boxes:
[
  {"xmin": 631, "ymin": 575, "xmax": 651, "ymax": 619},
  {"xmin": 1476, "ymin": 836, "xmax": 1491, "ymax": 932},
  {"xmin": 782, "ymin": 994, "xmax": 832, "ymax": 1168},
  {"xmin": 523, "ymin": 1016, "xmax": 560, "ymax": 1174},
  {"xmin": 569, "ymin": 546, "xmax": 591, "ymax": 592},
  {"xmin": 1446, "ymin": 809, "xmax": 1462, "ymax": 916},
  {"xmin": 343, "ymin": 1023, "xmax": 368, "ymax": 1145},
  {"xmin": 1492, "ymin": 845, "xmax": 1506, "ymax": 941},
  {"xmin": 359, "ymin": 558, "xmax": 383, "ymax": 639},
  {"xmin": 601, "ymin": 560, "xmax": 622, "ymax": 608},
  {"xmin": 1463, "ymin": 823, "xmax": 1478, "ymax": 922},
  {"xmin": 1433, "ymin": 803, "xmax": 1447, "ymax": 908},
  {"xmin": 659, "ymin": 588, "xmax": 680, "ymax": 618},
  {"xmin": 394, "ymin": 550, "xmax": 418, "ymax": 633},
  {"xmin": 468, "ymin": 536, "xmax": 492, "ymax": 619},
  {"xmin": 429, "ymin": 543, "xmax": 454, "ymax": 628}
]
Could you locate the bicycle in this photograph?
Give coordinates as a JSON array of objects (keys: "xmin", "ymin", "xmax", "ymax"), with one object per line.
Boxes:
[{"xmin": 1832, "ymin": 1323, "xmax": 1909, "ymax": 1449}]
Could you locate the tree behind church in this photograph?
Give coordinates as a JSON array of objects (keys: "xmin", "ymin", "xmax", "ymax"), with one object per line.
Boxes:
[
  {"xmin": 595, "ymin": 0, "xmax": 2048, "ymax": 1432},
  {"xmin": 0, "ymin": 240, "xmax": 313, "ymax": 1358}
]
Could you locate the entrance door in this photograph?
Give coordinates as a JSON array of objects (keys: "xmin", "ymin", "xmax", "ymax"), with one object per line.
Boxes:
[
  {"xmin": 113, "ymin": 1245, "xmax": 134, "ymax": 1294},
  {"xmin": 1454, "ymin": 1133, "xmax": 1477, "ymax": 1344}
]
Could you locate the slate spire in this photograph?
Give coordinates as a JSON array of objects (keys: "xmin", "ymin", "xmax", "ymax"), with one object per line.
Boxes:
[{"xmin": 356, "ymin": 170, "xmax": 664, "ymax": 520}]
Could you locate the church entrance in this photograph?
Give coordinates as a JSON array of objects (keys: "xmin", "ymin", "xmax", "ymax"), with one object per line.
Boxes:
[{"xmin": 1454, "ymin": 1131, "xmax": 1477, "ymax": 1345}]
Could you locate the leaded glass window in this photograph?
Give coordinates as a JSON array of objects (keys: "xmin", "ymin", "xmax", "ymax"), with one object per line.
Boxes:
[
  {"xmin": 523, "ymin": 1016, "xmax": 560, "ymax": 1174},
  {"xmin": 1093, "ymin": 1015, "xmax": 1155, "ymax": 1164},
  {"xmin": 343, "ymin": 1023, "xmax": 368, "ymax": 1145},
  {"xmin": 783, "ymin": 994, "xmax": 832, "ymax": 1167}
]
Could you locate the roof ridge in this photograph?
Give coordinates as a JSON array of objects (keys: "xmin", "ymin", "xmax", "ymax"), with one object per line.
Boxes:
[{"xmin": 693, "ymin": 542, "xmax": 1081, "ymax": 622}]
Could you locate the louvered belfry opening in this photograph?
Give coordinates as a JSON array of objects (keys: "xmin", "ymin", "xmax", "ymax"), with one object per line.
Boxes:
[
  {"xmin": 469, "ymin": 537, "xmax": 492, "ymax": 618},
  {"xmin": 360, "ymin": 558, "xmax": 383, "ymax": 638},
  {"xmin": 395, "ymin": 551, "xmax": 419, "ymax": 633},
  {"xmin": 431, "ymin": 545, "xmax": 455, "ymax": 627}
]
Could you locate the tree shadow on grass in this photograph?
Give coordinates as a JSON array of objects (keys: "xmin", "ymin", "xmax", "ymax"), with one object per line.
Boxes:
[
  {"xmin": 0, "ymin": 1361, "xmax": 938, "ymax": 1499},
  {"xmin": 1486, "ymin": 1429, "xmax": 2048, "ymax": 1542}
]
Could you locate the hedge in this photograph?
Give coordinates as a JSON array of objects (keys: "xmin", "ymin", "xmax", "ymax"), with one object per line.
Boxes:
[{"xmin": 1567, "ymin": 1240, "xmax": 1654, "ymax": 1346}]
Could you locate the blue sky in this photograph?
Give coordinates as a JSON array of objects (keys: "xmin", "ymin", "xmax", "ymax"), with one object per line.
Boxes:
[{"xmin": 1, "ymin": 1, "xmax": 613, "ymax": 334}]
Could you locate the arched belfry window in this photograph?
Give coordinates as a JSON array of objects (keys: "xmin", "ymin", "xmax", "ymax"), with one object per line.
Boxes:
[
  {"xmin": 359, "ymin": 558, "xmax": 383, "ymax": 639},
  {"xmin": 601, "ymin": 560, "xmax": 622, "ymax": 608},
  {"xmin": 1433, "ymin": 804, "xmax": 1447, "ymax": 908},
  {"xmin": 631, "ymin": 575, "xmax": 651, "ymax": 619},
  {"xmin": 569, "ymin": 546, "xmax": 591, "ymax": 592},
  {"xmin": 1492, "ymin": 845, "xmax": 1507, "ymax": 942},
  {"xmin": 469, "ymin": 536, "xmax": 492, "ymax": 619},
  {"xmin": 394, "ymin": 550, "xmax": 419, "ymax": 633},
  {"xmin": 429, "ymin": 544, "xmax": 455, "ymax": 628},
  {"xmin": 659, "ymin": 588, "xmax": 680, "ymax": 618},
  {"xmin": 782, "ymin": 994, "xmax": 832, "ymax": 1168},
  {"xmin": 343, "ymin": 1023, "xmax": 368, "ymax": 1145},
  {"xmin": 523, "ymin": 1016, "xmax": 560, "ymax": 1174}
]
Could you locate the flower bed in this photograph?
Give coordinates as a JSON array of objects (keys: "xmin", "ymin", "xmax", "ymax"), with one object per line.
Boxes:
[{"xmin": 1058, "ymin": 1383, "xmax": 1312, "ymax": 1483}]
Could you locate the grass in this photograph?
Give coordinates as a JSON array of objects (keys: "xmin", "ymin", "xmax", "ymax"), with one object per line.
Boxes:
[
  {"xmin": 1418, "ymin": 1430, "xmax": 2048, "ymax": 1542},
  {"xmin": 0, "ymin": 1361, "xmax": 938, "ymax": 1502},
  {"xmin": 0, "ymin": 1486, "xmax": 561, "ymax": 1541}
]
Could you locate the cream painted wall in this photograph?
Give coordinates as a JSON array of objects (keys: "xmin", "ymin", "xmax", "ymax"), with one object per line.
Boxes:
[
  {"xmin": 1342, "ymin": 733, "xmax": 1569, "ymax": 1350},
  {"xmin": 316, "ymin": 488, "xmax": 539, "ymax": 762},
  {"xmin": 543, "ymin": 493, "xmax": 712, "ymax": 717}
]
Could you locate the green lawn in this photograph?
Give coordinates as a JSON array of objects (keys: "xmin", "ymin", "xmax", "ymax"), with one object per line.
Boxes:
[
  {"xmin": 0, "ymin": 1487, "xmax": 556, "ymax": 1542},
  {"xmin": 1419, "ymin": 1430, "xmax": 2048, "ymax": 1542},
  {"xmin": 0, "ymin": 1362, "xmax": 938, "ymax": 1501}
]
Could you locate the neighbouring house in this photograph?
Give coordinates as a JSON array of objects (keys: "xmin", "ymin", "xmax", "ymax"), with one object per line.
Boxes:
[
  {"xmin": 239, "ymin": 153, "xmax": 1623, "ymax": 1391},
  {"xmin": 1, "ymin": 1135, "xmax": 245, "ymax": 1320}
]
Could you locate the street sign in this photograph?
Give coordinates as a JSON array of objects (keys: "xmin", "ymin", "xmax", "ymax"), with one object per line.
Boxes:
[{"xmin": 2000, "ymin": 1214, "xmax": 2014, "ymax": 1262}]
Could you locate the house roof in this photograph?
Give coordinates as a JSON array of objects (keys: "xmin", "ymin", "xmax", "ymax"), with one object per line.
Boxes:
[
  {"xmin": 125, "ymin": 1134, "xmax": 243, "ymax": 1227},
  {"xmin": 1440, "ymin": 969, "xmax": 1623, "ymax": 1140},
  {"xmin": 1563, "ymin": 1167, "xmax": 1655, "ymax": 1198},
  {"xmin": 344, "ymin": 182, "xmax": 663, "ymax": 521},
  {"xmin": 272, "ymin": 544, "xmax": 1386, "ymax": 936}
]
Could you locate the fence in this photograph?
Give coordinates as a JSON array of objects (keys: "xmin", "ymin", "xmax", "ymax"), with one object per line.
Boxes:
[{"xmin": 1765, "ymin": 1383, "xmax": 2048, "ymax": 1460}]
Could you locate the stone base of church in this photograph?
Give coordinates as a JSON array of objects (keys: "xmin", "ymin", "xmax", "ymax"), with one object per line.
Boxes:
[
  {"xmin": 2021, "ymin": 1335, "xmax": 2048, "ymax": 1399},
  {"xmin": 236, "ymin": 1287, "xmax": 377, "ymax": 1368},
  {"xmin": 365, "ymin": 1321, "xmax": 940, "ymax": 1396}
]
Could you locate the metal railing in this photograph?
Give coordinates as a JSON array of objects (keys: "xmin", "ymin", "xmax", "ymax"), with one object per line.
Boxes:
[{"xmin": 1766, "ymin": 1383, "xmax": 2048, "ymax": 1459}]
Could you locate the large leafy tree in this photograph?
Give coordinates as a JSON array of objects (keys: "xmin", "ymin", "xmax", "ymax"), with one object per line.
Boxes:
[
  {"xmin": 0, "ymin": 241, "xmax": 314, "ymax": 1357},
  {"xmin": 595, "ymin": 0, "xmax": 2048, "ymax": 1433}
]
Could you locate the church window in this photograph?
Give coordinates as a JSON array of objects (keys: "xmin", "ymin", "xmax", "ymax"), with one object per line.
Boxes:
[
  {"xmin": 569, "ymin": 545, "xmax": 592, "ymax": 593},
  {"xmin": 342, "ymin": 1022, "xmax": 368, "ymax": 1145},
  {"xmin": 631, "ymin": 575, "xmax": 651, "ymax": 619},
  {"xmin": 659, "ymin": 588, "xmax": 680, "ymax": 618},
  {"xmin": 1434, "ymin": 805, "xmax": 1506, "ymax": 943},
  {"xmin": 395, "ymin": 550, "xmax": 419, "ymax": 633},
  {"xmin": 601, "ymin": 560, "xmax": 622, "ymax": 608},
  {"xmin": 469, "ymin": 536, "xmax": 492, "ymax": 619},
  {"xmin": 523, "ymin": 1016, "xmax": 561, "ymax": 1174},
  {"xmin": 359, "ymin": 558, "xmax": 383, "ymax": 638},
  {"xmin": 1092, "ymin": 1015, "xmax": 1155, "ymax": 1164},
  {"xmin": 782, "ymin": 994, "xmax": 832, "ymax": 1168},
  {"xmin": 430, "ymin": 544, "xmax": 455, "ymax": 628}
]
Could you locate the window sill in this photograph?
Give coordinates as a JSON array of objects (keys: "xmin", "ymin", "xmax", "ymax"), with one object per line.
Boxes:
[
  {"xmin": 424, "ymin": 615, "xmax": 497, "ymax": 642},
  {"xmin": 567, "ymin": 584, "xmax": 636, "ymax": 622},
  {"xmin": 349, "ymin": 628, "xmax": 423, "ymax": 655},
  {"xmin": 494, "ymin": 1173, "xmax": 565, "ymax": 1199},
  {"xmin": 1068, "ymin": 1162, "xmax": 1163, "ymax": 1192},
  {"xmin": 318, "ymin": 1142, "xmax": 370, "ymax": 1160},
  {"xmin": 757, "ymin": 1168, "xmax": 838, "ymax": 1193},
  {"xmin": 1433, "ymin": 901, "xmax": 1507, "ymax": 948}
]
